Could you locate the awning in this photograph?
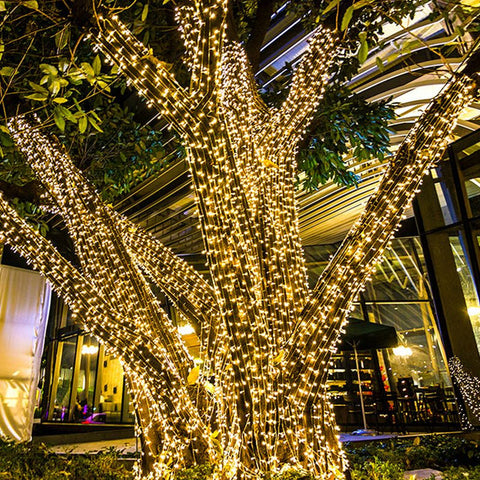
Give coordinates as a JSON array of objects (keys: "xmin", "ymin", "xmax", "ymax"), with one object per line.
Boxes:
[{"xmin": 339, "ymin": 317, "xmax": 398, "ymax": 351}]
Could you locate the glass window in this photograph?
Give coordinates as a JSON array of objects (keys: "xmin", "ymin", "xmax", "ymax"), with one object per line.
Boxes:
[
  {"xmin": 94, "ymin": 351, "xmax": 127, "ymax": 424},
  {"xmin": 458, "ymin": 136, "xmax": 480, "ymax": 218},
  {"xmin": 75, "ymin": 336, "xmax": 99, "ymax": 421},
  {"xmin": 364, "ymin": 238, "xmax": 429, "ymax": 302},
  {"xmin": 431, "ymin": 161, "xmax": 462, "ymax": 226},
  {"xmin": 49, "ymin": 334, "xmax": 133, "ymax": 424},
  {"xmin": 450, "ymin": 234, "xmax": 480, "ymax": 353},
  {"xmin": 365, "ymin": 302, "xmax": 451, "ymax": 388},
  {"xmin": 52, "ymin": 338, "xmax": 77, "ymax": 421}
]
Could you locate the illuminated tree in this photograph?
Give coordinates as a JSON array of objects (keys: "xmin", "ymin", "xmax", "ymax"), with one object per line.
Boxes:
[{"xmin": 0, "ymin": 1, "xmax": 478, "ymax": 479}]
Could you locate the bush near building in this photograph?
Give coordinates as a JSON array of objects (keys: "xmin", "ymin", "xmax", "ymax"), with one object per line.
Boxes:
[{"xmin": 2, "ymin": 434, "xmax": 480, "ymax": 479}]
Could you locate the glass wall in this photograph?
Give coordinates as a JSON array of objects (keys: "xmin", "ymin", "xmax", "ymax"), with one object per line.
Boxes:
[
  {"xmin": 416, "ymin": 130, "xmax": 480, "ymax": 359},
  {"xmin": 305, "ymin": 236, "xmax": 458, "ymax": 429},
  {"xmin": 42, "ymin": 233, "xmax": 459, "ymax": 427},
  {"xmin": 361, "ymin": 238, "xmax": 451, "ymax": 390},
  {"xmin": 46, "ymin": 332, "xmax": 133, "ymax": 424}
]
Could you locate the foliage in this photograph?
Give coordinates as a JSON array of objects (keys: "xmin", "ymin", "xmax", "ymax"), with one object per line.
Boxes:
[
  {"xmin": 0, "ymin": 440, "xmax": 133, "ymax": 480},
  {"xmin": 0, "ymin": 0, "xmax": 171, "ymax": 203},
  {"xmin": 265, "ymin": 467, "xmax": 315, "ymax": 480},
  {"xmin": 345, "ymin": 434, "xmax": 480, "ymax": 471},
  {"xmin": 262, "ymin": 76, "xmax": 395, "ymax": 189},
  {"xmin": 350, "ymin": 457, "xmax": 404, "ymax": 480},
  {"xmin": 1, "ymin": 0, "xmax": 477, "ymax": 201},
  {"xmin": 297, "ymin": 84, "xmax": 395, "ymax": 190},
  {"xmin": 174, "ymin": 463, "xmax": 214, "ymax": 480},
  {"xmin": 443, "ymin": 465, "xmax": 480, "ymax": 480}
]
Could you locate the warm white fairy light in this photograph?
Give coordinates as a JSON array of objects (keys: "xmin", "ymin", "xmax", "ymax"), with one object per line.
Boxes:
[
  {"xmin": 0, "ymin": 0, "xmax": 477, "ymax": 479},
  {"xmin": 449, "ymin": 356, "xmax": 480, "ymax": 428}
]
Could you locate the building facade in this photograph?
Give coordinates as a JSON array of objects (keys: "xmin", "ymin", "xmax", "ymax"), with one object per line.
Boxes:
[{"xmin": 28, "ymin": 130, "xmax": 480, "ymax": 431}]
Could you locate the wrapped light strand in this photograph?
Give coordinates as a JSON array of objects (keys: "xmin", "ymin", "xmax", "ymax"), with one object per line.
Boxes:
[{"xmin": 1, "ymin": 0, "xmax": 477, "ymax": 478}]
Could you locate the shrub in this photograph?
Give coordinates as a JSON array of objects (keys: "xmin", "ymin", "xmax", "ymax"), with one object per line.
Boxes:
[
  {"xmin": 442, "ymin": 465, "xmax": 480, "ymax": 480},
  {"xmin": 350, "ymin": 457, "xmax": 404, "ymax": 480},
  {"xmin": 175, "ymin": 463, "xmax": 214, "ymax": 480},
  {"xmin": 345, "ymin": 435, "xmax": 480, "ymax": 471},
  {"xmin": 0, "ymin": 440, "xmax": 133, "ymax": 480}
]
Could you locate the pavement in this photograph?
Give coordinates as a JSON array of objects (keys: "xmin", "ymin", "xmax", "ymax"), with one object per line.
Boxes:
[
  {"xmin": 40, "ymin": 430, "xmax": 464, "ymax": 455},
  {"xmin": 404, "ymin": 469, "xmax": 442, "ymax": 479},
  {"xmin": 47, "ymin": 437, "xmax": 138, "ymax": 455}
]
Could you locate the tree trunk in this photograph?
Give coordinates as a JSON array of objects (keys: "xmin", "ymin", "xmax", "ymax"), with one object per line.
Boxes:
[{"xmin": 0, "ymin": 3, "xmax": 477, "ymax": 480}]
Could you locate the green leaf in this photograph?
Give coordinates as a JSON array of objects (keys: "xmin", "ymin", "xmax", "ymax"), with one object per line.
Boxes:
[
  {"xmin": 53, "ymin": 97, "xmax": 68, "ymax": 104},
  {"xmin": 28, "ymin": 81, "xmax": 49, "ymax": 94},
  {"xmin": 78, "ymin": 115, "xmax": 88, "ymax": 134},
  {"xmin": 0, "ymin": 42, "xmax": 4, "ymax": 62},
  {"xmin": 141, "ymin": 3, "xmax": 149, "ymax": 22},
  {"xmin": 58, "ymin": 58, "xmax": 69, "ymax": 73},
  {"xmin": 92, "ymin": 55, "xmax": 101, "ymax": 75},
  {"xmin": 375, "ymin": 56, "xmax": 384, "ymax": 71},
  {"xmin": 23, "ymin": 0, "xmax": 38, "ymax": 9},
  {"xmin": 0, "ymin": 66, "xmax": 14, "ymax": 76},
  {"xmin": 387, "ymin": 51, "xmax": 399, "ymax": 63},
  {"xmin": 358, "ymin": 39, "xmax": 369, "ymax": 63},
  {"xmin": 39, "ymin": 64, "xmax": 58, "ymax": 76},
  {"xmin": 54, "ymin": 108, "xmax": 65, "ymax": 132},
  {"xmin": 25, "ymin": 93, "xmax": 48, "ymax": 101},
  {"xmin": 341, "ymin": 5, "xmax": 354, "ymax": 31},
  {"xmin": 322, "ymin": 0, "xmax": 341, "ymax": 15},
  {"xmin": 88, "ymin": 116, "xmax": 103, "ymax": 132},
  {"xmin": 0, "ymin": 2, "xmax": 6, "ymax": 12},
  {"xmin": 81, "ymin": 62, "xmax": 95, "ymax": 77},
  {"xmin": 89, "ymin": 110, "xmax": 101, "ymax": 122},
  {"xmin": 49, "ymin": 79, "xmax": 61, "ymax": 96},
  {"xmin": 0, "ymin": 131, "xmax": 13, "ymax": 147},
  {"xmin": 58, "ymin": 105, "xmax": 77, "ymax": 123},
  {"xmin": 55, "ymin": 26, "xmax": 71, "ymax": 51},
  {"xmin": 96, "ymin": 80, "xmax": 110, "ymax": 91},
  {"xmin": 353, "ymin": 0, "xmax": 374, "ymax": 9}
]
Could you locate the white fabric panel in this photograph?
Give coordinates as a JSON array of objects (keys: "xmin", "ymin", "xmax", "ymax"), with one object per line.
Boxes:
[{"xmin": 0, "ymin": 266, "xmax": 51, "ymax": 442}]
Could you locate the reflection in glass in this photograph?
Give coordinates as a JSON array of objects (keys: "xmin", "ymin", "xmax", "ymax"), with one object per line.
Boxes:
[
  {"xmin": 364, "ymin": 238, "xmax": 428, "ymax": 302},
  {"xmin": 366, "ymin": 302, "xmax": 450, "ymax": 388},
  {"xmin": 94, "ymin": 351, "xmax": 125, "ymax": 423},
  {"xmin": 53, "ymin": 339, "xmax": 77, "ymax": 421},
  {"xmin": 465, "ymin": 178, "xmax": 480, "ymax": 218},
  {"xmin": 49, "ymin": 335, "xmax": 133, "ymax": 424},
  {"xmin": 75, "ymin": 336, "xmax": 99, "ymax": 421},
  {"xmin": 450, "ymin": 235, "xmax": 480, "ymax": 353}
]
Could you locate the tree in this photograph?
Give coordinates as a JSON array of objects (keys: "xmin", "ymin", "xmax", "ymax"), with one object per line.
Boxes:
[{"xmin": 0, "ymin": 1, "xmax": 478, "ymax": 479}]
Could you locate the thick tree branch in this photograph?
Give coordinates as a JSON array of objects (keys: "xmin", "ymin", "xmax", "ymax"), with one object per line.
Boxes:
[
  {"xmin": 286, "ymin": 57, "xmax": 479, "ymax": 407},
  {"xmin": 94, "ymin": 15, "xmax": 205, "ymax": 140},
  {"xmin": 176, "ymin": 0, "xmax": 227, "ymax": 107},
  {"xmin": 262, "ymin": 28, "xmax": 339, "ymax": 161},
  {"xmin": 115, "ymin": 213, "xmax": 222, "ymax": 341},
  {"xmin": 245, "ymin": 0, "xmax": 276, "ymax": 71},
  {"xmin": 0, "ymin": 190, "xmax": 212, "ymax": 457},
  {"xmin": 9, "ymin": 116, "xmax": 195, "ymax": 378}
]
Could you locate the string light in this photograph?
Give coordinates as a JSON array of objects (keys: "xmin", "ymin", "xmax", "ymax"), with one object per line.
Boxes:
[
  {"xmin": 0, "ymin": 1, "xmax": 477, "ymax": 479},
  {"xmin": 449, "ymin": 356, "xmax": 479, "ymax": 429}
]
